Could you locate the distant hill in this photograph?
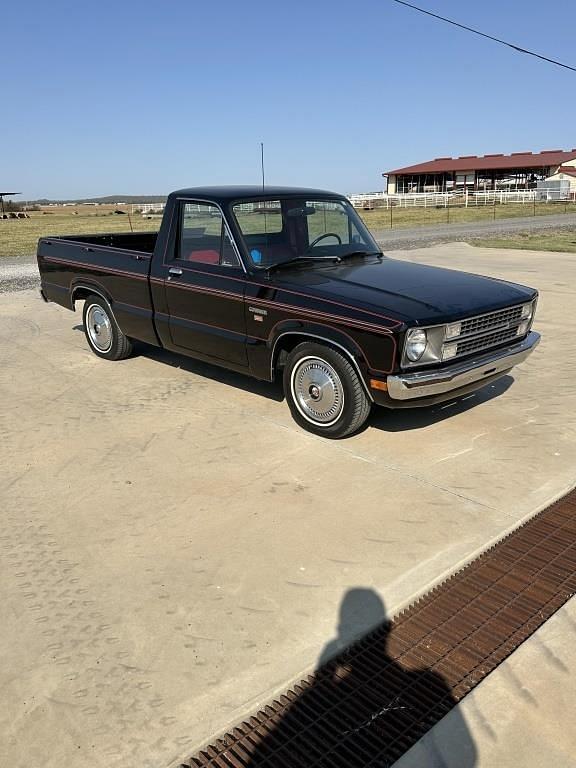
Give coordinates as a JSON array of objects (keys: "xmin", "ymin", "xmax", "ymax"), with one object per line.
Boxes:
[{"xmin": 23, "ymin": 195, "xmax": 167, "ymax": 205}]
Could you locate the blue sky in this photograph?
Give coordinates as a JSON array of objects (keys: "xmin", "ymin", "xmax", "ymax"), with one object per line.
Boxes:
[{"xmin": 2, "ymin": 0, "xmax": 575, "ymax": 199}]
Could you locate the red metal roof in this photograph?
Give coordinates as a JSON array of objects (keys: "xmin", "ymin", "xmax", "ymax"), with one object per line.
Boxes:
[
  {"xmin": 557, "ymin": 165, "xmax": 576, "ymax": 177},
  {"xmin": 385, "ymin": 150, "xmax": 576, "ymax": 176}
]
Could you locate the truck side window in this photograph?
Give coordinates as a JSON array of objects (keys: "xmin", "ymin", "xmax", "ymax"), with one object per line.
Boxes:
[{"xmin": 177, "ymin": 202, "xmax": 240, "ymax": 268}]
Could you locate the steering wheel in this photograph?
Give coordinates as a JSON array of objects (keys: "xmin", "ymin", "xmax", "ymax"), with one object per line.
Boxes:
[{"xmin": 309, "ymin": 232, "xmax": 342, "ymax": 248}]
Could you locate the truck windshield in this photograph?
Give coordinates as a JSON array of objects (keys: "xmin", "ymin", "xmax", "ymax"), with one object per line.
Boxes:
[{"xmin": 232, "ymin": 198, "xmax": 380, "ymax": 269}]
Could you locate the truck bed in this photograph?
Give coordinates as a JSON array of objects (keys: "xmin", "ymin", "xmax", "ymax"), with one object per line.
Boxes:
[
  {"xmin": 54, "ymin": 231, "xmax": 158, "ymax": 253},
  {"xmin": 37, "ymin": 231, "xmax": 159, "ymax": 346}
]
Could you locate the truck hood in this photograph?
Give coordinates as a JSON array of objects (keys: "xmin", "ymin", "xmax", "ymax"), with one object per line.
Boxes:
[{"xmin": 274, "ymin": 257, "xmax": 537, "ymax": 326}]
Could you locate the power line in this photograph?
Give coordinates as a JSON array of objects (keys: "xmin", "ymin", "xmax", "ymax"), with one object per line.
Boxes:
[{"xmin": 391, "ymin": 0, "xmax": 576, "ymax": 73}]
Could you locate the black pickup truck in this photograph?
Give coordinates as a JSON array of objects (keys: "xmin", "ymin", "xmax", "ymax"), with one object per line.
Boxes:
[{"xmin": 37, "ymin": 186, "xmax": 540, "ymax": 437}]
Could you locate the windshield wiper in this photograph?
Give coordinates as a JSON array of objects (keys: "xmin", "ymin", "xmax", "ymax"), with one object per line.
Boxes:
[
  {"xmin": 261, "ymin": 250, "xmax": 382, "ymax": 273},
  {"xmin": 263, "ymin": 255, "xmax": 342, "ymax": 272},
  {"xmin": 338, "ymin": 250, "xmax": 383, "ymax": 260}
]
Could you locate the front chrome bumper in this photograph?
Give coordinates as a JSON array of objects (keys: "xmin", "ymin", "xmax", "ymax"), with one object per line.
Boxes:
[{"xmin": 387, "ymin": 331, "xmax": 540, "ymax": 401}]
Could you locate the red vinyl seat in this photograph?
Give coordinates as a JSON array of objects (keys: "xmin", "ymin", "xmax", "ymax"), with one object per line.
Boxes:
[{"xmin": 186, "ymin": 249, "xmax": 220, "ymax": 264}]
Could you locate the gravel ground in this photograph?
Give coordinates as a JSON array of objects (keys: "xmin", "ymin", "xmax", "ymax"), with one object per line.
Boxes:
[
  {"xmin": 2, "ymin": 212, "xmax": 575, "ymax": 294},
  {"xmin": 0, "ymin": 256, "xmax": 39, "ymax": 294}
]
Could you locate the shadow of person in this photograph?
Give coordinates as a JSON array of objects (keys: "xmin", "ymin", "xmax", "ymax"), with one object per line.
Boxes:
[{"xmin": 242, "ymin": 588, "xmax": 477, "ymax": 768}]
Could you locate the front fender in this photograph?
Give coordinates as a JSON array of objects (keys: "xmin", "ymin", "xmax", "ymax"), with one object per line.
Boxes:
[
  {"xmin": 255, "ymin": 317, "xmax": 397, "ymax": 398},
  {"xmin": 270, "ymin": 319, "xmax": 369, "ymax": 373}
]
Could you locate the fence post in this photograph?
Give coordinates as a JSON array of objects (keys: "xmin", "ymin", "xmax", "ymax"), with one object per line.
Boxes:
[
  {"xmin": 533, "ymin": 196, "xmax": 536, "ymax": 217},
  {"xmin": 390, "ymin": 205, "xmax": 393, "ymax": 229},
  {"xmin": 493, "ymin": 200, "xmax": 496, "ymax": 221}
]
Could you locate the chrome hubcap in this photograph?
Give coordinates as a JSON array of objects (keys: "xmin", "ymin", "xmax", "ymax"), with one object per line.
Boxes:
[
  {"xmin": 86, "ymin": 304, "xmax": 112, "ymax": 352},
  {"xmin": 291, "ymin": 356, "xmax": 344, "ymax": 425}
]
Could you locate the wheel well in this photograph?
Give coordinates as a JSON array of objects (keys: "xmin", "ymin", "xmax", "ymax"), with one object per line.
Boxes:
[
  {"xmin": 273, "ymin": 331, "xmax": 365, "ymax": 370},
  {"xmin": 272, "ymin": 332, "xmax": 374, "ymax": 402},
  {"xmin": 71, "ymin": 286, "xmax": 123, "ymax": 332},
  {"xmin": 72, "ymin": 286, "xmax": 110, "ymax": 310},
  {"xmin": 273, "ymin": 334, "xmax": 307, "ymax": 375},
  {"xmin": 272, "ymin": 332, "xmax": 370, "ymax": 387}
]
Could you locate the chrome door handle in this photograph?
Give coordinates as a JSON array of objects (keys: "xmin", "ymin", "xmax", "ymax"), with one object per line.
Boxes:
[{"xmin": 168, "ymin": 267, "xmax": 183, "ymax": 276}]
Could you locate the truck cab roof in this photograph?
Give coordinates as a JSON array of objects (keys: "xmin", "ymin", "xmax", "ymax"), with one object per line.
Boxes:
[{"xmin": 169, "ymin": 186, "xmax": 345, "ymax": 203}]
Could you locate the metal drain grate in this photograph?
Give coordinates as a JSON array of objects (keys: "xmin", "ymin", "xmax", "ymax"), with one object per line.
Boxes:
[{"xmin": 183, "ymin": 488, "xmax": 576, "ymax": 767}]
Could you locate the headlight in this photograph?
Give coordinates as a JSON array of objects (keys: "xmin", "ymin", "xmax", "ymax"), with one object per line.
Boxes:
[
  {"xmin": 405, "ymin": 328, "xmax": 427, "ymax": 362},
  {"xmin": 518, "ymin": 301, "xmax": 536, "ymax": 336},
  {"xmin": 520, "ymin": 302, "xmax": 533, "ymax": 320}
]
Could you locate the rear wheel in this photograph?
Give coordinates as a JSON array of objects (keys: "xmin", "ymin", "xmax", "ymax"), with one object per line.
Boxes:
[
  {"xmin": 82, "ymin": 294, "xmax": 132, "ymax": 360},
  {"xmin": 283, "ymin": 342, "xmax": 371, "ymax": 438}
]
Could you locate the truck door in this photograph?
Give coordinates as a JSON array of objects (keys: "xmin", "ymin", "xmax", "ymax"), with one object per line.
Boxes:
[{"xmin": 158, "ymin": 200, "xmax": 248, "ymax": 366}]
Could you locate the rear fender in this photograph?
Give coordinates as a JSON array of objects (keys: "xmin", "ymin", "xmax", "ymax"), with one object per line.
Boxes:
[
  {"xmin": 70, "ymin": 282, "xmax": 123, "ymax": 332},
  {"xmin": 71, "ymin": 280, "xmax": 114, "ymax": 311}
]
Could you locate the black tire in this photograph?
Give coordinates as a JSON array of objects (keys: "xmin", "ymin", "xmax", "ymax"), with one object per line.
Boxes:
[
  {"xmin": 283, "ymin": 342, "xmax": 371, "ymax": 438},
  {"xmin": 82, "ymin": 294, "xmax": 133, "ymax": 361}
]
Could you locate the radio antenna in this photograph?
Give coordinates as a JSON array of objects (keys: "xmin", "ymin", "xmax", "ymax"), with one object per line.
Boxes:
[{"xmin": 260, "ymin": 142, "xmax": 265, "ymax": 192}]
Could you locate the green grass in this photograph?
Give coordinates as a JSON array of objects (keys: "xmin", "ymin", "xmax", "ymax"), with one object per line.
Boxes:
[
  {"xmin": 357, "ymin": 201, "xmax": 576, "ymax": 230},
  {"xmin": 471, "ymin": 231, "xmax": 576, "ymax": 253},
  {"xmin": 0, "ymin": 212, "xmax": 161, "ymax": 258}
]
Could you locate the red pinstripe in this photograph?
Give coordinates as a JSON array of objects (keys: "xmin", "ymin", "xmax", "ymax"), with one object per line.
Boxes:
[
  {"xmin": 44, "ymin": 255, "xmax": 399, "ymax": 372},
  {"xmin": 154, "ymin": 276, "xmax": 395, "ymax": 335},
  {"xmin": 43, "ymin": 256, "xmax": 148, "ymax": 280},
  {"xmin": 152, "ymin": 263, "xmax": 402, "ymax": 327}
]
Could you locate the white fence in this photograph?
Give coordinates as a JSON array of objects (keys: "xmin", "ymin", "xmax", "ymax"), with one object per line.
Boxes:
[
  {"xmin": 132, "ymin": 203, "xmax": 166, "ymax": 214},
  {"xmin": 348, "ymin": 193, "xmax": 387, "ymax": 208},
  {"xmin": 468, "ymin": 190, "xmax": 536, "ymax": 205},
  {"xmin": 350, "ymin": 190, "xmax": 574, "ymax": 209},
  {"xmin": 131, "ymin": 193, "xmax": 574, "ymax": 215}
]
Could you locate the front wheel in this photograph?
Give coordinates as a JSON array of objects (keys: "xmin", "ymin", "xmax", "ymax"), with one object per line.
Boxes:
[
  {"xmin": 283, "ymin": 342, "xmax": 371, "ymax": 438},
  {"xmin": 82, "ymin": 294, "xmax": 133, "ymax": 360}
]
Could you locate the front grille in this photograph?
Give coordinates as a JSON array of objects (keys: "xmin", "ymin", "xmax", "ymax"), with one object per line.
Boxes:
[
  {"xmin": 445, "ymin": 303, "xmax": 530, "ymax": 361},
  {"xmin": 459, "ymin": 305, "xmax": 523, "ymax": 337},
  {"xmin": 456, "ymin": 326, "xmax": 520, "ymax": 357}
]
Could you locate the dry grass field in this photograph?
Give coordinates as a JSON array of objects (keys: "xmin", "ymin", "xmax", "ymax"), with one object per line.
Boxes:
[
  {"xmin": 0, "ymin": 207, "xmax": 162, "ymax": 257},
  {"xmin": 1, "ymin": 200, "xmax": 576, "ymax": 258},
  {"xmin": 358, "ymin": 200, "xmax": 576, "ymax": 230}
]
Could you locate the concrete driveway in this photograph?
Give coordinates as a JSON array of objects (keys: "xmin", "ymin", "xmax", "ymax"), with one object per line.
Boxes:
[{"xmin": 1, "ymin": 243, "xmax": 575, "ymax": 768}]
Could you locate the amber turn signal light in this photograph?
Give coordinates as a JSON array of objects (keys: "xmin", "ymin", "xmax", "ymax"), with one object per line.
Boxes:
[{"xmin": 370, "ymin": 379, "xmax": 387, "ymax": 391}]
